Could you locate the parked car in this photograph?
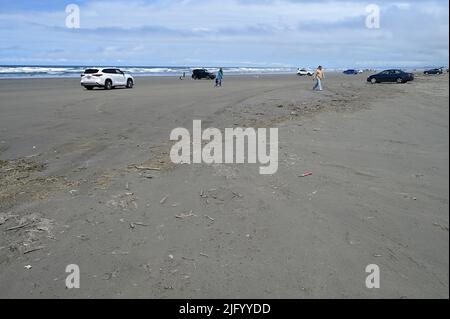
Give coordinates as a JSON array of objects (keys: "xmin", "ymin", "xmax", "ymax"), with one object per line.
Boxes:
[
  {"xmin": 81, "ymin": 68, "xmax": 134, "ymax": 90},
  {"xmin": 343, "ymin": 69, "xmax": 359, "ymax": 75},
  {"xmin": 297, "ymin": 68, "xmax": 314, "ymax": 76},
  {"xmin": 424, "ymin": 68, "xmax": 443, "ymax": 75},
  {"xmin": 192, "ymin": 69, "xmax": 216, "ymax": 80},
  {"xmin": 367, "ymin": 69, "xmax": 414, "ymax": 84}
]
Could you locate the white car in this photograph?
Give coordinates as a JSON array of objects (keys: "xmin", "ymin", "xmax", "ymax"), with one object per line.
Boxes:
[
  {"xmin": 297, "ymin": 68, "xmax": 314, "ymax": 76},
  {"xmin": 81, "ymin": 68, "xmax": 134, "ymax": 90}
]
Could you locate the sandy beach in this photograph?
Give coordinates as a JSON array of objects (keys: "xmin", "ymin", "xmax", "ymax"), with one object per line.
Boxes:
[{"xmin": 0, "ymin": 72, "xmax": 448, "ymax": 298}]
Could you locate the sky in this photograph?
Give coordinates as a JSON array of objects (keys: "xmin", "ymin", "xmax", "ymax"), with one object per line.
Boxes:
[{"xmin": 0, "ymin": 0, "xmax": 448, "ymax": 68}]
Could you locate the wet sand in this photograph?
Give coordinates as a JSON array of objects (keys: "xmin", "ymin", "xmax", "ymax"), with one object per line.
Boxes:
[{"xmin": 0, "ymin": 73, "xmax": 448, "ymax": 298}]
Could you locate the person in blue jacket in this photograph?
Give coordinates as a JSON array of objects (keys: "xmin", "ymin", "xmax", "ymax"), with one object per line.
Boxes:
[{"xmin": 215, "ymin": 68, "xmax": 223, "ymax": 87}]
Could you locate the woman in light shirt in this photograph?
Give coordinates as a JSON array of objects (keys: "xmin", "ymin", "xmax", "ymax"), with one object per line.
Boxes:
[{"xmin": 313, "ymin": 66, "xmax": 324, "ymax": 91}]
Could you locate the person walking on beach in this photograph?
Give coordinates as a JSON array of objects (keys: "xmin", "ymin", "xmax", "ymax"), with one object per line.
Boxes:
[
  {"xmin": 313, "ymin": 65, "xmax": 324, "ymax": 91},
  {"xmin": 215, "ymin": 68, "xmax": 224, "ymax": 87}
]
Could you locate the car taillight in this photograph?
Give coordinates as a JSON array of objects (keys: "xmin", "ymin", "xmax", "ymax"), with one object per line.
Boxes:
[{"xmin": 93, "ymin": 73, "xmax": 103, "ymax": 77}]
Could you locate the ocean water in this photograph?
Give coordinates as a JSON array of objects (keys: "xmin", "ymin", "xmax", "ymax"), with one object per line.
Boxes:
[{"xmin": 0, "ymin": 66, "xmax": 299, "ymax": 79}]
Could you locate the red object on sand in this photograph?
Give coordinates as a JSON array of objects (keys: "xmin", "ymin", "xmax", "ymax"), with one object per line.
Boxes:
[{"xmin": 300, "ymin": 172, "xmax": 313, "ymax": 177}]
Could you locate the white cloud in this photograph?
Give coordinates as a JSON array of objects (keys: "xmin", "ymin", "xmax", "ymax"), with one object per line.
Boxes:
[{"xmin": 0, "ymin": 0, "xmax": 448, "ymax": 67}]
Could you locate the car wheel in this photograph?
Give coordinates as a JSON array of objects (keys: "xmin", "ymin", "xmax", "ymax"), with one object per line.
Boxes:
[
  {"xmin": 126, "ymin": 79, "xmax": 134, "ymax": 89},
  {"xmin": 104, "ymin": 80, "xmax": 113, "ymax": 90},
  {"xmin": 424, "ymin": 72, "xmax": 428, "ymax": 75},
  {"xmin": 396, "ymin": 78, "xmax": 404, "ymax": 84},
  {"xmin": 370, "ymin": 78, "xmax": 377, "ymax": 84}
]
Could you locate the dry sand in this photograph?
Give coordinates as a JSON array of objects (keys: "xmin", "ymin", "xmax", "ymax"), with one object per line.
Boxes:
[{"xmin": 0, "ymin": 73, "xmax": 448, "ymax": 298}]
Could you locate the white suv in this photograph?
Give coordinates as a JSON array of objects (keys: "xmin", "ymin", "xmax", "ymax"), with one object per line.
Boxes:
[
  {"xmin": 297, "ymin": 68, "xmax": 314, "ymax": 76},
  {"xmin": 81, "ymin": 68, "xmax": 135, "ymax": 90}
]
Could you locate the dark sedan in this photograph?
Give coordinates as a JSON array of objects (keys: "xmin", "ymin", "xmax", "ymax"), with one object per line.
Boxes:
[
  {"xmin": 424, "ymin": 68, "xmax": 443, "ymax": 75},
  {"xmin": 343, "ymin": 69, "xmax": 359, "ymax": 75},
  {"xmin": 367, "ymin": 69, "xmax": 414, "ymax": 84},
  {"xmin": 192, "ymin": 69, "xmax": 216, "ymax": 80}
]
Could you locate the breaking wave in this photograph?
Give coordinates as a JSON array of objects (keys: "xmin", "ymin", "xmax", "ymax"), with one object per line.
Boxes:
[{"xmin": 0, "ymin": 66, "xmax": 297, "ymax": 79}]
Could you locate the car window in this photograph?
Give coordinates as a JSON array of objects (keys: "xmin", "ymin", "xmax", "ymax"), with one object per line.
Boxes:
[
  {"xmin": 115, "ymin": 69, "xmax": 123, "ymax": 74},
  {"xmin": 84, "ymin": 69, "xmax": 99, "ymax": 74},
  {"xmin": 380, "ymin": 71, "xmax": 389, "ymax": 75},
  {"xmin": 103, "ymin": 69, "xmax": 114, "ymax": 74}
]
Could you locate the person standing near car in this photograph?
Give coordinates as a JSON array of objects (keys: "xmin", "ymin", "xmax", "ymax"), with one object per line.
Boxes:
[
  {"xmin": 215, "ymin": 68, "xmax": 224, "ymax": 87},
  {"xmin": 313, "ymin": 65, "xmax": 324, "ymax": 91}
]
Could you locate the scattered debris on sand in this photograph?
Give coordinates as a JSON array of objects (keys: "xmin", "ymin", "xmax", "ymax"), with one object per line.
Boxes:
[
  {"xmin": 0, "ymin": 158, "xmax": 75, "ymax": 211},
  {"xmin": 175, "ymin": 211, "xmax": 197, "ymax": 219},
  {"xmin": 0, "ymin": 212, "xmax": 56, "ymax": 262},
  {"xmin": 127, "ymin": 164, "xmax": 161, "ymax": 171},
  {"xmin": 160, "ymin": 195, "xmax": 169, "ymax": 205},
  {"xmin": 129, "ymin": 222, "xmax": 149, "ymax": 229},
  {"xmin": 299, "ymin": 172, "xmax": 313, "ymax": 178},
  {"xmin": 199, "ymin": 187, "xmax": 244, "ymax": 205},
  {"xmin": 107, "ymin": 192, "xmax": 138, "ymax": 210}
]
